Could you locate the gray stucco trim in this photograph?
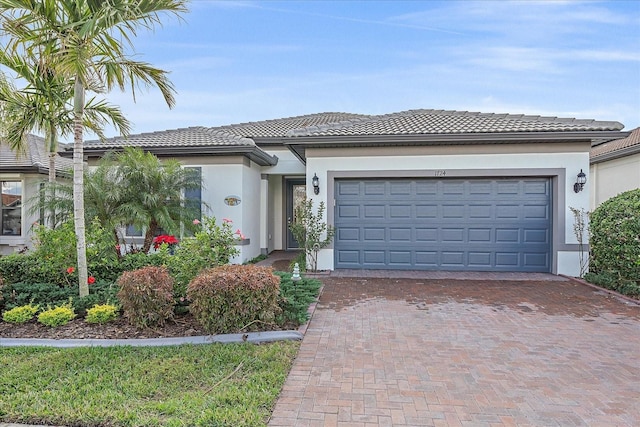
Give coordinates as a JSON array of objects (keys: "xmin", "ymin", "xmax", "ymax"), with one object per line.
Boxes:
[{"xmin": 326, "ymin": 168, "xmax": 572, "ymax": 275}]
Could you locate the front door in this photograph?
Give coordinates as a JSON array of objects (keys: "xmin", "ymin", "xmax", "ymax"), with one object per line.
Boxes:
[{"xmin": 286, "ymin": 179, "xmax": 306, "ymax": 249}]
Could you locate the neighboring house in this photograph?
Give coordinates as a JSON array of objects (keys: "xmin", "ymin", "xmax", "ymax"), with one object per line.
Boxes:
[
  {"xmin": 0, "ymin": 135, "xmax": 72, "ymax": 254},
  {"xmin": 590, "ymin": 127, "xmax": 640, "ymax": 210},
  {"xmin": 2, "ymin": 109, "xmax": 627, "ymax": 276}
]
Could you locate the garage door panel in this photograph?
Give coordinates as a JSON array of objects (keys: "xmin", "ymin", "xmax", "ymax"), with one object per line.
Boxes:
[
  {"xmin": 468, "ymin": 252, "xmax": 492, "ymax": 266},
  {"xmin": 469, "ymin": 228, "xmax": 492, "ymax": 242},
  {"xmin": 441, "ymin": 251, "xmax": 465, "ymax": 265},
  {"xmin": 337, "ymin": 205, "xmax": 360, "ymax": 218},
  {"xmin": 416, "ymin": 204, "xmax": 438, "ymax": 218},
  {"xmin": 442, "ymin": 204, "xmax": 465, "ymax": 218},
  {"xmin": 416, "ymin": 228, "xmax": 438, "ymax": 241},
  {"xmin": 389, "ymin": 205, "xmax": 411, "ymax": 218},
  {"xmin": 389, "ymin": 228, "xmax": 411, "ymax": 242},
  {"xmin": 363, "ymin": 250, "xmax": 385, "ymax": 265},
  {"xmin": 334, "ymin": 178, "xmax": 551, "ymax": 272},
  {"xmin": 389, "ymin": 251, "xmax": 411, "ymax": 265},
  {"xmin": 364, "ymin": 205, "xmax": 385, "ymax": 218}
]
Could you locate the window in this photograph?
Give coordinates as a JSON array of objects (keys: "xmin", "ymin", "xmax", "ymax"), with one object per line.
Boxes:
[{"xmin": 1, "ymin": 181, "xmax": 22, "ymax": 236}]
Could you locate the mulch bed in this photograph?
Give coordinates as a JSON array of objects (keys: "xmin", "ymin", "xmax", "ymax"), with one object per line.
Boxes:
[
  {"xmin": 0, "ymin": 313, "xmax": 298, "ymax": 340},
  {"xmin": 0, "ymin": 314, "xmax": 207, "ymax": 340}
]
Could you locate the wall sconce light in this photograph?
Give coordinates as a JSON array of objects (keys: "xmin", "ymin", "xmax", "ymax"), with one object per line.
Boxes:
[
  {"xmin": 573, "ymin": 169, "xmax": 586, "ymax": 193},
  {"xmin": 312, "ymin": 173, "xmax": 320, "ymax": 195}
]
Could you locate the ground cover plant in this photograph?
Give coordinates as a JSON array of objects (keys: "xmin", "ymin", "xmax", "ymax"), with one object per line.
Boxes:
[{"xmin": 0, "ymin": 342, "xmax": 298, "ymax": 426}]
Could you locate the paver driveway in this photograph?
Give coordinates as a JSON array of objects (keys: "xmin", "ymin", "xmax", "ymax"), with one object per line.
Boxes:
[{"xmin": 269, "ymin": 275, "xmax": 640, "ymax": 426}]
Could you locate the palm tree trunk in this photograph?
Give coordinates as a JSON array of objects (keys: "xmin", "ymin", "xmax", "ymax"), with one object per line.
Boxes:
[
  {"xmin": 73, "ymin": 77, "xmax": 89, "ymax": 297},
  {"xmin": 142, "ymin": 219, "xmax": 158, "ymax": 254},
  {"xmin": 47, "ymin": 152, "xmax": 56, "ymax": 228}
]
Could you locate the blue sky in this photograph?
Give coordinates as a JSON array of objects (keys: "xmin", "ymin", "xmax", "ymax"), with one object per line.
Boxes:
[{"xmin": 94, "ymin": 0, "xmax": 640, "ymax": 136}]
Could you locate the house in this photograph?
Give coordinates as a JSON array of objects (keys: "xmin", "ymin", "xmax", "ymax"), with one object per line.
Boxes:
[
  {"xmin": 1, "ymin": 109, "xmax": 627, "ymax": 276},
  {"xmin": 77, "ymin": 109, "xmax": 627, "ymax": 277},
  {"xmin": 0, "ymin": 135, "xmax": 72, "ymax": 253},
  {"xmin": 590, "ymin": 127, "xmax": 640, "ymax": 210}
]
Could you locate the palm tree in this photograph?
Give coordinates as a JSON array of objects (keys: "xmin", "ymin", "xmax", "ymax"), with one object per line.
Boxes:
[
  {"xmin": 0, "ymin": 49, "xmax": 131, "ymax": 227},
  {"xmin": 115, "ymin": 147, "xmax": 202, "ymax": 253},
  {"xmin": 0, "ymin": 0, "xmax": 188, "ymax": 297}
]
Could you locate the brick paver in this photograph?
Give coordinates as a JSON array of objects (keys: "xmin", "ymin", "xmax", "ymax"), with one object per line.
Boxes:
[{"xmin": 269, "ymin": 276, "xmax": 640, "ymax": 426}]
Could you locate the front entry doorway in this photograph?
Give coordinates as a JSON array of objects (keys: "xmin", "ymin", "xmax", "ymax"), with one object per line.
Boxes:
[{"xmin": 286, "ymin": 178, "xmax": 306, "ymax": 250}]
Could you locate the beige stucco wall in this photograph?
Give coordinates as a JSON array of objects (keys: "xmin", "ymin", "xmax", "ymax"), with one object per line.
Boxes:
[{"xmin": 590, "ymin": 152, "xmax": 640, "ymax": 210}]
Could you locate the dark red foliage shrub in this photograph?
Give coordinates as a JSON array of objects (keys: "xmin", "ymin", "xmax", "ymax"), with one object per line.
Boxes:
[
  {"xmin": 116, "ymin": 266, "xmax": 174, "ymax": 328},
  {"xmin": 187, "ymin": 264, "xmax": 281, "ymax": 334}
]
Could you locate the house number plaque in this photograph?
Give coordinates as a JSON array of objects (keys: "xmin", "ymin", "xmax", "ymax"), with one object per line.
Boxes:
[{"xmin": 435, "ymin": 170, "xmax": 446, "ymax": 177}]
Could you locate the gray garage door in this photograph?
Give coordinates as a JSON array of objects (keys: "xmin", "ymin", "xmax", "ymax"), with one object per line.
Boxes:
[{"xmin": 334, "ymin": 178, "xmax": 551, "ymax": 272}]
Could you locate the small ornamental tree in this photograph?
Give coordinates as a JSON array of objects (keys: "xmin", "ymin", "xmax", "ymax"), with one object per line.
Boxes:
[{"xmin": 289, "ymin": 198, "xmax": 335, "ymax": 272}]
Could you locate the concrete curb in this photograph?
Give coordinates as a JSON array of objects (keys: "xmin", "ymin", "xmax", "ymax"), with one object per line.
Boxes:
[
  {"xmin": 562, "ymin": 275, "xmax": 640, "ymax": 306},
  {"xmin": 0, "ymin": 330, "xmax": 303, "ymax": 348}
]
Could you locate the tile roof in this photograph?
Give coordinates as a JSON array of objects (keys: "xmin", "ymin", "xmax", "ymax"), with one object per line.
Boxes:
[
  {"xmin": 286, "ymin": 109, "xmax": 624, "ymax": 137},
  {"xmin": 0, "ymin": 134, "xmax": 72, "ymax": 174},
  {"xmin": 216, "ymin": 112, "xmax": 369, "ymax": 138},
  {"xmin": 85, "ymin": 113, "xmax": 368, "ymax": 149},
  {"xmin": 591, "ymin": 127, "xmax": 640, "ymax": 161},
  {"xmin": 87, "ymin": 126, "xmax": 256, "ymax": 149}
]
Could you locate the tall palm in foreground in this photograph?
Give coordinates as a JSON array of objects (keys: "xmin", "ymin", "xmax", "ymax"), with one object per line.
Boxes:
[
  {"xmin": 0, "ymin": 0, "xmax": 188, "ymax": 296},
  {"xmin": 0, "ymin": 49, "xmax": 131, "ymax": 227}
]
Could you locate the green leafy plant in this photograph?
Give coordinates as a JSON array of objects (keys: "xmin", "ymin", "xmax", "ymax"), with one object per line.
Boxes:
[
  {"xmin": 167, "ymin": 216, "xmax": 240, "ymax": 301},
  {"xmin": 117, "ymin": 266, "xmax": 174, "ymax": 328},
  {"xmin": 0, "ymin": 281, "xmax": 119, "ymax": 317},
  {"xmin": 187, "ymin": 265, "xmax": 281, "ymax": 334},
  {"xmin": 589, "ymin": 189, "xmax": 640, "ymax": 296},
  {"xmin": 288, "ymin": 198, "xmax": 335, "ymax": 272},
  {"xmin": 275, "ymin": 272, "xmax": 322, "ymax": 326},
  {"xmin": 37, "ymin": 302, "xmax": 76, "ymax": 327},
  {"xmin": 85, "ymin": 304, "xmax": 119, "ymax": 324},
  {"xmin": 2, "ymin": 304, "xmax": 39, "ymax": 323}
]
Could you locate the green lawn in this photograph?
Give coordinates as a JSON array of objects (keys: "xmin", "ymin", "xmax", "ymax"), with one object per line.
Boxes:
[{"xmin": 0, "ymin": 342, "xmax": 299, "ymax": 426}]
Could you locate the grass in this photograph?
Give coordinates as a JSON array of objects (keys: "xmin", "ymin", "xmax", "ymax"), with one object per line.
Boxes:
[{"xmin": 0, "ymin": 342, "xmax": 299, "ymax": 426}]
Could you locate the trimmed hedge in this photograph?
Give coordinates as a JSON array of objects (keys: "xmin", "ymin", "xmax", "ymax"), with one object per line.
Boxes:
[
  {"xmin": 117, "ymin": 266, "xmax": 174, "ymax": 328},
  {"xmin": 589, "ymin": 189, "xmax": 640, "ymax": 295},
  {"xmin": 187, "ymin": 265, "xmax": 281, "ymax": 334}
]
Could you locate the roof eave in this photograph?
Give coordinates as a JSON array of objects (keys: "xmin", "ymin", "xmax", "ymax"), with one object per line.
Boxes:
[
  {"xmin": 283, "ymin": 130, "xmax": 627, "ymax": 161},
  {"xmin": 591, "ymin": 144, "xmax": 640, "ymax": 164},
  {"xmin": 79, "ymin": 145, "xmax": 279, "ymax": 167}
]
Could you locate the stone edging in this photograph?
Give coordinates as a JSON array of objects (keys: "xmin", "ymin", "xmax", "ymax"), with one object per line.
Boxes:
[
  {"xmin": 0, "ymin": 285, "xmax": 325, "ymax": 348},
  {"xmin": 562, "ymin": 275, "xmax": 640, "ymax": 306}
]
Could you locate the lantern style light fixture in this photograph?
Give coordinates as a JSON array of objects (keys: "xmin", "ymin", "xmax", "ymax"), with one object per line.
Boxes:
[
  {"xmin": 573, "ymin": 169, "xmax": 587, "ymax": 193},
  {"xmin": 312, "ymin": 173, "xmax": 320, "ymax": 195}
]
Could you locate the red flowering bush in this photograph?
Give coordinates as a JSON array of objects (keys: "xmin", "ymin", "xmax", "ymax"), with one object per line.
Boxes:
[{"xmin": 153, "ymin": 234, "xmax": 178, "ymax": 250}]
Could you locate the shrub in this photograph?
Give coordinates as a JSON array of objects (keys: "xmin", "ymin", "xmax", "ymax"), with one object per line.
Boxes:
[
  {"xmin": 117, "ymin": 266, "xmax": 174, "ymax": 328},
  {"xmin": 167, "ymin": 216, "xmax": 240, "ymax": 300},
  {"xmin": 85, "ymin": 304, "xmax": 119, "ymax": 324},
  {"xmin": 589, "ymin": 189, "xmax": 640, "ymax": 292},
  {"xmin": 0, "ymin": 281, "xmax": 119, "ymax": 317},
  {"xmin": 275, "ymin": 272, "xmax": 322, "ymax": 326},
  {"xmin": 2, "ymin": 304, "xmax": 39, "ymax": 323},
  {"xmin": 187, "ymin": 265, "xmax": 280, "ymax": 334},
  {"xmin": 584, "ymin": 272, "xmax": 640, "ymax": 298},
  {"xmin": 37, "ymin": 303, "xmax": 76, "ymax": 327}
]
